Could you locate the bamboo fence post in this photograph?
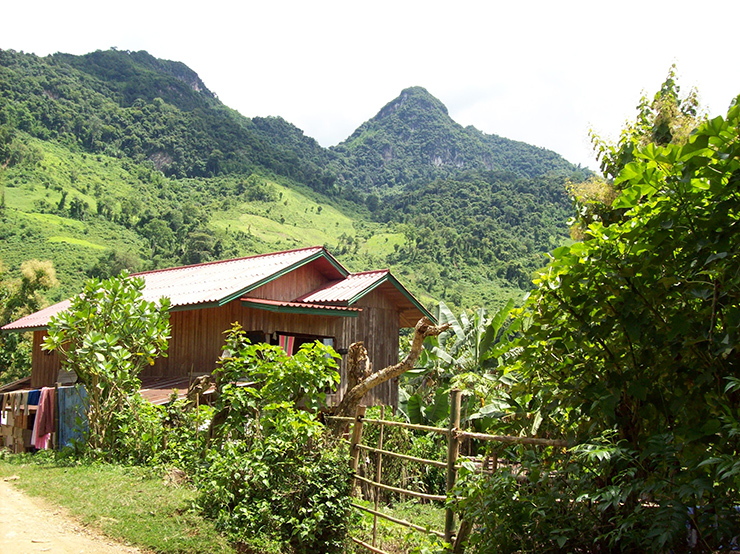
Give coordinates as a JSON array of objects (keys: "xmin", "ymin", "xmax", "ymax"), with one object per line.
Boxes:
[
  {"xmin": 349, "ymin": 405, "xmax": 367, "ymax": 497},
  {"xmin": 372, "ymin": 405, "xmax": 385, "ymax": 547},
  {"xmin": 445, "ymin": 389, "xmax": 462, "ymax": 543}
]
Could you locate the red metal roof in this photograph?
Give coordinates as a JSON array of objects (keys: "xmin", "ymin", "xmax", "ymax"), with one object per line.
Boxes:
[
  {"xmin": 132, "ymin": 246, "xmax": 332, "ymax": 307},
  {"xmin": 297, "ymin": 270, "xmax": 390, "ymax": 304},
  {"xmin": 2, "ymin": 246, "xmax": 434, "ymax": 332},
  {"xmin": 2, "ymin": 299, "xmax": 73, "ymax": 331},
  {"xmin": 3, "ymin": 246, "xmax": 346, "ymax": 332}
]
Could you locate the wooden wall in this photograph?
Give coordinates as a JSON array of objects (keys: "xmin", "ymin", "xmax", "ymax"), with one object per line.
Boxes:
[{"xmin": 31, "ymin": 331, "xmax": 59, "ymax": 388}]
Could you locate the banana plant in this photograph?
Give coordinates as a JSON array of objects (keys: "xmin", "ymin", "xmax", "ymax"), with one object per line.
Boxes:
[{"xmin": 398, "ymin": 299, "xmax": 518, "ymax": 427}]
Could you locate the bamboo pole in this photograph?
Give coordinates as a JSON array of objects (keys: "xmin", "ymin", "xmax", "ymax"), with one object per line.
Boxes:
[
  {"xmin": 349, "ymin": 405, "xmax": 366, "ymax": 496},
  {"xmin": 372, "ymin": 405, "xmax": 385, "ymax": 547},
  {"xmin": 457, "ymin": 430, "xmax": 569, "ymax": 447},
  {"xmin": 352, "ymin": 503, "xmax": 446, "ymax": 539},
  {"xmin": 351, "ymin": 536, "xmax": 390, "ymax": 554},
  {"xmin": 324, "ymin": 415, "xmax": 356, "ymax": 423},
  {"xmin": 361, "ymin": 417, "xmax": 450, "ymax": 435},
  {"xmin": 354, "ymin": 475, "xmax": 447, "ymax": 502},
  {"xmin": 357, "ymin": 444, "xmax": 448, "ymax": 469},
  {"xmin": 445, "ymin": 389, "xmax": 462, "ymax": 543}
]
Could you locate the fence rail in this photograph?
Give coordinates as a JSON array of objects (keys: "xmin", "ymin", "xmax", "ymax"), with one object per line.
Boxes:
[
  {"xmin": 356, "ymin": 443, "xmax": 448, "ymax": 469},
  {"xmin": 333, "ymin": 389, "xmax": 568, "ymax": 554}
]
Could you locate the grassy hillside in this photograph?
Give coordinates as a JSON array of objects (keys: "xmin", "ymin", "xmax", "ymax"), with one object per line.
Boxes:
[
  {"xmin": 0, "ymin": 48, "xmax": 584, "ymax": 315},
  {"xmin": 0, "ymin": 132, "xmax": 364, "ymax": 302}
]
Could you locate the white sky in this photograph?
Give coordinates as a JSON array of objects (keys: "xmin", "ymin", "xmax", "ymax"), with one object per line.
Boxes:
[{"xmin": 3, "ymin": 0, "xmax": 739, "ymax": 170}]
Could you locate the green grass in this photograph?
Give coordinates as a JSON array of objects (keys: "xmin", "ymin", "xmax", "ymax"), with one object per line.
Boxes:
[
  {"xmin": 360, "ymin": 232, "xmax": 405, "ymax": 258},
  {"xmin": 0, "ymin": 454, "xmax": 235, "ymax": 554},
  {"xmin": 48, "ymin": 236, "xmax": 107, "ymax": 249},
  {"xmin": 212, "ymin": 178, "xmax": 358, "ymax": 248},
  {"xmin": 351, "ymin": 499, "xmax": 448, "ymax": 553}
]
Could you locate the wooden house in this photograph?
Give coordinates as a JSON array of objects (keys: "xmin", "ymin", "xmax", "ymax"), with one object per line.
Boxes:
[{"xmin": 2, "ymin": 246, "xmax": 434, "ymax": 407}]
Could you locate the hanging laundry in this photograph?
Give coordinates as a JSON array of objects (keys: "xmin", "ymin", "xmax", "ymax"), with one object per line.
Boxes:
[
  {"xmin": 27, "ymin": 389, "xmax": 41, "ymax": 406},
  {"xmin": 279, "ymin": 334, "xmax": 295, "ymax": 356},
  {"xmin": 57, "ymin": 385, "xmax": 88, "ymax": 449},
  {"xmin": 31, "ymin": 387, "xmax": 55, "ymax": 450},
  {"xmin": 21, "ymin": 390, "xmax": 30, "ymax": 416}
]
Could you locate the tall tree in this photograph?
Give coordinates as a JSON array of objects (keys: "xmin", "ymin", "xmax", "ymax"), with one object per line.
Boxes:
[{"xmin": 0, "ymin": 260, "xmax": 58, "ymax": 385}]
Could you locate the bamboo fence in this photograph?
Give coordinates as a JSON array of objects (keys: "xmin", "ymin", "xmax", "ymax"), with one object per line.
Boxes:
[{"xmin": 326, "ymin": 388, "xmax": 569, "ymax": 554}]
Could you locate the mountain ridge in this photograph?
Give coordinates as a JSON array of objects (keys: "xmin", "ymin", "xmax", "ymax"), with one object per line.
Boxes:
[
  {"xmin": 0, "ymin": 47, "xmax": 583, "ymax": 313},
  {"xmin": 330, "ymin": 85, "xmax": 576, "ymax": 191}
]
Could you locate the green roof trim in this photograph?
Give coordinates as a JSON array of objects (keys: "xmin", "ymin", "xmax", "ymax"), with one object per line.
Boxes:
[
  {"xmin": 241, "ymin": 300, "xmax": 359, "ymax": 317},
  {"xmin": 169, "ymin": 301, "xmax": 221, "ymax": 312},
  {"xmin": 218, "ymin": 249, "xmax": 349, "ymax": 307},
  {"xmin": 346, "ymin": 273, "xmax": 436, "ymax": 323}
]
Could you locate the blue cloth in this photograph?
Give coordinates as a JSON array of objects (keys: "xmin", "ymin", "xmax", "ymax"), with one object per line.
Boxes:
[
  {"xmin": 27, "ymin": 389, "xmax": 41, "ymax": 406},
  {"xmin": 56, "ymin": 385, "xmax": 88, "ymax": 448}
]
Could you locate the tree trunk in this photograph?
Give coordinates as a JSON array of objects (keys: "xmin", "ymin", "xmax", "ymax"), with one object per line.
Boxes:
[{"xmin": 331, "ymin": 317, "xmax": 449, "ymax": 428}]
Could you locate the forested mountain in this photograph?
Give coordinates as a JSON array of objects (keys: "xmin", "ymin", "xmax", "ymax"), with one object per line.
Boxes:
[
  {"xmin": 0, "ymin": 48, "xmax": 586, "ymax": 311},
  {"xmin": 330, "ymin": 86, "xmax": 578, "ymax": 191},
  {"xmin": 0, "ymin": 49, "xmax": 334, "ymax": 190}
]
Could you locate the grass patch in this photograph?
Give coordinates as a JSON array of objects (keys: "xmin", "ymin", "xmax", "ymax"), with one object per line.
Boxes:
[
  {"xmin": 351, "ymin": 499, "xmax": 447, "ymax": 553},
  {"xmin": 360, "ymin": 232, "xmax": 405, "ymax": 257},
  {"xmin": 48, "ymin": 236, "xmax": 107, "ymax": 249},
  {"xmin": 0, "ymin": 454, "xmax": 235, "ymax": 554},
  {"xmin": 212, "ymin": 182, "xmax": 358, "ymax": 249}
]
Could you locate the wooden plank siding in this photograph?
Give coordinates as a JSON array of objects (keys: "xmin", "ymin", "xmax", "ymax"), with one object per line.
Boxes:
[{"xmin": 31, "ymin": 331, "xmax": 59, "ymax": 389}]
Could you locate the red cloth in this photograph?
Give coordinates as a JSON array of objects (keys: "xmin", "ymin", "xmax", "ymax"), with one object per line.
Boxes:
[
  {"xmin": 279, "ymin": 334, "xmax": 295, "ymax": 356},
  {"xmin": 38, "ymin": 387, "xmax": 55, "ymax": 436}
]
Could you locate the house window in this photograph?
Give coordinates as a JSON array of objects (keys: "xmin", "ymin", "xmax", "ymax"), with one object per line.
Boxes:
[{"xmin": 273, "ymin": 333, "xmax": 335, "ymax": 356}]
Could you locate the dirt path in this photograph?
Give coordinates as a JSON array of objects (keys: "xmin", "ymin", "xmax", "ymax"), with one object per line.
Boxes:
[{"xmin": 0, "ymin": 477, "xmax": 145, "ymax": 554}]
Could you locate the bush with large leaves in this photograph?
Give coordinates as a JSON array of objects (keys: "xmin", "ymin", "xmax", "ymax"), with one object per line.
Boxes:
[
  {"xmin": 457, "ymin": 97, "xmax": 740, "ymax": 552},
  {"xmin": 196, "ymin": 324, "xmax": 353, "ymax": 554}
]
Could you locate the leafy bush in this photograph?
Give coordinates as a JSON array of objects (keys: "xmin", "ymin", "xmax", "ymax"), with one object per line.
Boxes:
[
  {"xmin": 198, "ymin": 416, "xmax": 353, "ymax": 554},
  {"xmin": 463, "ymin": 85, "xmax": 740, "ymax": 552},
  {"xmin": 193, "ymin": 324, "xmax": 353, "ymax": 553}
]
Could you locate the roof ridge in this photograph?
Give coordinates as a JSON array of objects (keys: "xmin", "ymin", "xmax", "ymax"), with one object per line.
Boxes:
[
  {"xmin": 132, "ymin": 246, "xmax": 325, "ymax": 277},
  {"xmin": 348, "ymin": 269, "xmax": 390, "ymax": 276}
]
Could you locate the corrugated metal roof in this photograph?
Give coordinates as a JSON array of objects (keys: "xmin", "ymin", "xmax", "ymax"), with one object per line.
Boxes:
[
  {"xmin": 297, "ymin": 270, "xmax": 390, "ymax": 304},
  {"xmin": 2, "ymin": 247, "xmax": 435, "ymax": 332},
  {"xmin": 134, "ymin": 246, "xmax": 328, "ymax": 307},
  {"xmin": 2, "ymin": 299, "xmax": 72, "ymax": 331},
  {"xmin": 3, "ymin": 246, "xmax": 343, "ymax": 332}
]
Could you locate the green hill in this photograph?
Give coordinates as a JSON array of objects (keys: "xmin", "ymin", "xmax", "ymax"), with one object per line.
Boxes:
[{"xmin": 0, "ymin": 48, "xmax": 584, "ymax": 311}]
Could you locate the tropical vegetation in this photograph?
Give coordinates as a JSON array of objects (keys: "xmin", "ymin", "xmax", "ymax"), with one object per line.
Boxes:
[
  {"xmin": 2, "ymin": 44, "xmax": 740, "ymax": 554},
  {"xmin": 450, "ymin": 73, "xmax": 740, "ymax": 553}
]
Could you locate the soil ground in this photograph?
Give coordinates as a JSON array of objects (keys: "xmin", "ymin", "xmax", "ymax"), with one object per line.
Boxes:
[{"xmin": 0, "ymin": 476, "xmax": 145, "ymax": 554}]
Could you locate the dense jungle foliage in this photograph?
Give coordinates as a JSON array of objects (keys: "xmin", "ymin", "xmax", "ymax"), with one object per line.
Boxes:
[{"xmin": 450, "ymin": 76, "xmax": 740, "ymax": 553}]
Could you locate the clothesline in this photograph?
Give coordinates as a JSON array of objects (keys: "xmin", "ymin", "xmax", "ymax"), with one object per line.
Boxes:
[{"xmin": 1, "ymin": 385, "xmax": 88, "ymax": 452}]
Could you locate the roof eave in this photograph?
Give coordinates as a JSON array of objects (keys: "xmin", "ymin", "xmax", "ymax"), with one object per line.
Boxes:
[
  {"xmin": 346, "ymin": 272, "xmax": 436, "ymax": 325},
  {"xmin": 241, "ymin": 299, "xmax": 360, "ymax": 318}
]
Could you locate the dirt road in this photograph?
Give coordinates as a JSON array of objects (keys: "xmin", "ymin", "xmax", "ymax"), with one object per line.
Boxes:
[{"xmin": 0, "ymin": 477, "xmax": 145, "ymax": 554}]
